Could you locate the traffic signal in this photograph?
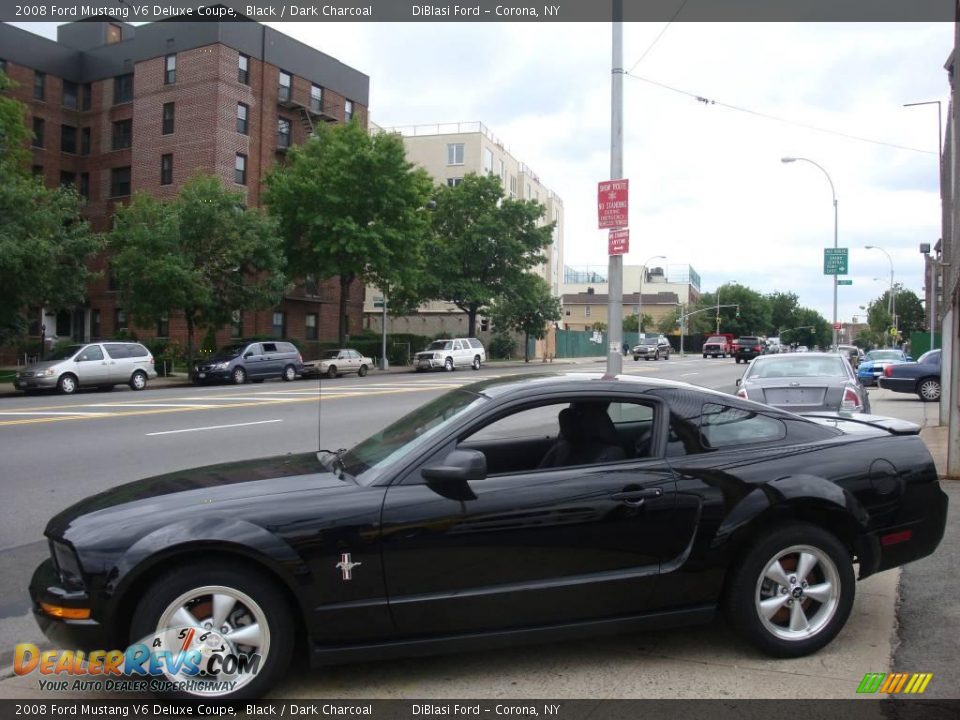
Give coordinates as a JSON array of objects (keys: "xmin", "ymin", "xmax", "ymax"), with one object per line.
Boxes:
[{"xmin": 736, "ymin": 306, "xmax": 741, "ymax": 318}]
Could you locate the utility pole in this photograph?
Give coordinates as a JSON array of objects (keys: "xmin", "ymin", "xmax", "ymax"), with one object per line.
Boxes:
[{"xmin": 605, "ymin": 0, "xmax": 624, "ymax": 376}]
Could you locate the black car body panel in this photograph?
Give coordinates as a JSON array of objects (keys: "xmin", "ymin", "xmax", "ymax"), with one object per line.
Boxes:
[
  {"xmin": 878, "ymin": 349, "xmax": 941, "ymax": 398},
  {"xmin": 31, "ymin": 373, "xmax": 948, "ymax": 671}
]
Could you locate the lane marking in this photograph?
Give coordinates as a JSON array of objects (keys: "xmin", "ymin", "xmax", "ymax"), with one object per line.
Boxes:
[
  {"xmin": 680, "ymin": 372, "xmax": 700, "ymax": 377},
  {"xmin": 89, "ymin": 403, "xmax": 220, "ymax": 408},
  {"xmin": 0, "ymin": 410, "xmax": 109, "ymax": 416},
  {"xmin": 146, "ymin": 419, "xmax": 283, "ymax": 436}
]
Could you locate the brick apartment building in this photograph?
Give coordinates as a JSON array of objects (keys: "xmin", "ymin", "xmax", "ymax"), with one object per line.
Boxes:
[{"xmin": 0, "ymin": 18, "xmax": 369, "ymax": 354}]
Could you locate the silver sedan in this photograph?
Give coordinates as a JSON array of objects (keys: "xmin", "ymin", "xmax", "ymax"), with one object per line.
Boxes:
[{"xmin": 736, "ymin": 352, "xmax": 870, "ymax": 414}]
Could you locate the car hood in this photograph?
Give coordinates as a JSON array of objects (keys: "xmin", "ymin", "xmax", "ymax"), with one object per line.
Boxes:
[
  {"xmin": 20, "ymin": 360, "xmax": 64, "ymax": 372},
  {"xmin": 46, "ymin": 452, "xmax": 351, "ymax": 545}
]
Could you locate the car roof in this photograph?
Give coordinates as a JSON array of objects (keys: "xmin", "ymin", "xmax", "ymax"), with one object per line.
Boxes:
[{"xmin": 457, "ymin": 371, "xmax": 723, "ymax": 400}]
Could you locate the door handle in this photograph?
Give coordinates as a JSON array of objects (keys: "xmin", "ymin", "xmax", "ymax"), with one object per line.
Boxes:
[{"xmin": 611, "ymin": 487, "xmax": 663, "ymax": 506}]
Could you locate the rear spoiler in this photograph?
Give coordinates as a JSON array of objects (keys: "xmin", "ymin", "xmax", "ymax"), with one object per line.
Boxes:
[{"xmin": 802, "ymin": 412, "xmax": 921, "ymax": 436}]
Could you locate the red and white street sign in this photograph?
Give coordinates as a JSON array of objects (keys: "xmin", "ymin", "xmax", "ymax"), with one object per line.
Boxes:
[
  {"xmin": 598, "ymin": 179, "xmax": 629, "ymax": 229},
  {"xmin": 832, "ymin": 322, "xmax": 843, "ymax": 330},
  {"xmin": 608, "ymin": 228, "xmax": 629, "ymax": 256}
]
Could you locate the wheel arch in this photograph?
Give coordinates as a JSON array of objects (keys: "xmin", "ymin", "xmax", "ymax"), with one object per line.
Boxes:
[{"xmin": 106, "ymin": 523, "xmax": 311, "ymax": 648}]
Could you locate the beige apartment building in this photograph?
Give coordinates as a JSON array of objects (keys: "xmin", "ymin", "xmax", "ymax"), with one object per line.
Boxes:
[{"xmin": 364, "ymin": 121, "xmax": 564, "ymax": 339}]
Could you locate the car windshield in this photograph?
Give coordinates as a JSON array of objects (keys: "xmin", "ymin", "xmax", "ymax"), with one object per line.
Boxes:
[
  {"xmin": 323, "ymin": 350, "xmax": 341, "ymax": 359},
  {"xmin": 867, "ymin": 350, "xmax": 903, "ymax": 361},
  {"xmin": 747, "ymin": 356, "xmax": 847, "ymax": 379},
  {"xmin": 638, "ymin": 338, "xmax": 658, "ymax": 346},
  {"xmin": 213, "ymin": 344, "xmax": 247, "ymax": 358},
  {"xmin": 43, "ymin": 345, "xmax": 84, "ymax": 361},
  {"xmin": 426, "ymin": 341, "xmax": 453, "ymax": 351},
  {"xmin": 706, "ymin": 336, "xmax": 725, "ymax": 343},
  {"xmin": 341, "ymin": 389, "xmax": 488, "ymax": 484}
]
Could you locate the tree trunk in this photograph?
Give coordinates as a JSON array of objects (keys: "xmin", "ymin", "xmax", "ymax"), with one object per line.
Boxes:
[
  {"xmin": 467, "ymin": 307, "xmax": 477, "ymax": 337},
  {"xmin": 524, "ymin": 331, "xmax": 530, "ymax": 362},
  {"xmin": 338, "ymin": 273, "xmax": 354, "ymax": 346},
  {"xmin": 185, "ymin": 313, "xmax": 195, "ymax": 375}
]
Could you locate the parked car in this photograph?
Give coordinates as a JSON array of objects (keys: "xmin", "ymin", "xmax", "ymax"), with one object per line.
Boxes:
[
  {"xmin": 832, "ymin": 344, "xmax": 862, "ymax": 369},
  {"xmin": 192, "ymin": 341, "xmax": 302, "ymax": 384},
  {"xmin": 795, "ymin": 345, "xmax": 810, "ymax": 353},
  {"xmin": 14, "ymin": 342, "xmax": 156, "ymax": 394},
  {"xmin": 734, "ymin": 336, "xmax": 765, "ymax": 364},
  {"xmin": 878, "ymin": 349, "xmax": 941, "ymax": 401},
  {"xmin": 857, "ymin": 349, "xmax": 911, "ymax": 387},
  {"xmin": 765, "ymin": 337, "xmax": 783, "ymax": 354},
  {"xmin": 632, "ymin": 334, "xmax": 671, "ymax": 361},
  {"xmin": 302, "ymin": 349, "xmax": 373, "ymax": 379},
  {"xmin": 414, "ymin": 337, "xmax": 485, "ymax": 372},
  {"xmin": 31, "ymin": 373, "xmax": 947, "ymax": 700},
  {"xmin": 736, "ymin": 352, "xmax": 870, "ymax": 413}
]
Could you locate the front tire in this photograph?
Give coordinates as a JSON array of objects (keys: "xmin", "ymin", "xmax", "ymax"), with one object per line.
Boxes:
[
  {"xmin": 129, "ymin": 371, "xmax": 147, "ymax": 391},
  {"xmin": 918, "ymin": 378, "xmax": 941, "ymax": 402},
  {"xmin": 358, "ymin": 365, "xmax": 368, "ymax": 377},
  {"xmin": 129, "ymin": 562, "xmax": 294, "ymax": 700},
  {"xmin": 232, "ymin": 367, "xmax": 247, "ymax": 385},
  {"xmin": 444, "ymin": 357, "xmax": 454, "ymax": 372},
  {"xmin": 57, "ymin": 374, "xmax": 78, "ymax": 394},
  {"xmin": 326, "ymin": 366, "xmax": 337, "ymax": 379},
  {"xmin": 725, "ymin": 522, "xmax": 854, "ymax": 658}
]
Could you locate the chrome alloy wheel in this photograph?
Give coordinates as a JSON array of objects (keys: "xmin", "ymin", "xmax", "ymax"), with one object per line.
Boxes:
[
  {"xmin": 755, "ymin": 544, "xmax": 841, "ymax": 642},
  {"xmin": 155, "ymin": 584, "xmax": 270, "ymax": 696}
]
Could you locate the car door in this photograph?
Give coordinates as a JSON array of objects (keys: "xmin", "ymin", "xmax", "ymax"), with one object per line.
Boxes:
[
  {"xmin": 379, "ymin": 394, "xmax": 677, "ymax": 636},
  {"xmin": 102, "ymin": 343, "xmax": 132, "ymax": 383},
  {"xmin": 73, "ymin": 344, "xmax": 110, "ymax": 386},
  {"xmin": 340, "ymin": 350, "xmax": 356, "ymax": 374},
  {"xmin": 242, "ymin": 343, "xmax": 266, "ymax": 378}
]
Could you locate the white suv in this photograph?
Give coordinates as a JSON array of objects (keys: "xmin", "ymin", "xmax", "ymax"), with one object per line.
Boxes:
[{"xmin": 414, "ymin": 338, "xmax": 486, "ymax": 372}]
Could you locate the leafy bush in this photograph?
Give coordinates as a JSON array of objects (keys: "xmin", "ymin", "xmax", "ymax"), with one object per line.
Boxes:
[{"xmin": 488, "ymin": 334, "xmax": 515, "ymax": 360}]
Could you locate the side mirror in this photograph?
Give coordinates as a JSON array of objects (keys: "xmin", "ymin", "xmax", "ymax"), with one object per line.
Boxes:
[
  {"xmin": 422, "ymin": 449, "xmax": 487, "ymax": 482},
  {"xmin": 735, "ymin": 378, "xmax": 742, "ymax": 387},
  {"xmin": 244, "ymin": 352, "xmax": 254, "ymax": 359},
  {"xmin": 906, "ymin": 356, "xmax": 913, "ymax": 362}
]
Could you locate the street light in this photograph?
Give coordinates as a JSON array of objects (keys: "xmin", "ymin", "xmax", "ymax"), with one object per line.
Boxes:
[
  {"xmin": 865, "ymin": 245, "xmax": 895, "ymax": 347},
  {"xmin": 781, "ymin": 156, "xmax": 840, "ymax": 349},
  {"xmin": 715, "ymin": 280, "xmax": 738, "ymax": 334},
  {"xmin": 637, "ymin": 254, "xmax": 666, "ymax": 347}
]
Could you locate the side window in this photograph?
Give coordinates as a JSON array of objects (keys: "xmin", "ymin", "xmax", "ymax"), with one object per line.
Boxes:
[
  {"xmin": 349, "ymin": 351, "xmax": 361, "ymax": 359},
  {"xmin": 281, "ymin": 343, "xmax": 296, "ymax": 354},
  {"xmin": 700, "ymin": 402, "xmax": 786, "ymax": 449},
  {"xmin": 128, "ymin": 344, "xmax": 148, "ymax": 357},
  {"xmin": 261, "ymin": 342, "xmax": 278, "ymax": 353},
  {"xmin": 467, "ymin": 403, "xmax": 561, "ymax": 444},
  {"xmin": 77, "ymin": 346, "xmax": 104, "ymax": 362},
  {"xmin": 103, "ymin": 344, "xmax": 129, "ymax": 359},
  {"xmin": 453, "ymin": 340, "xmax": 464, "ymax": 351},
  {"xmin": 469, "ymin": 338, "xmax": 483, "ymax": 349}
]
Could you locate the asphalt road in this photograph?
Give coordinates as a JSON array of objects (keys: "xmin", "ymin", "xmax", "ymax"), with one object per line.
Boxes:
[{"xmin": 0, "ymin": 355, "xmax": 744, "ymax": 671}]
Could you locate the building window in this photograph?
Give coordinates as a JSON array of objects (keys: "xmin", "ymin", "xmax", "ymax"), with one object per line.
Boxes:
[
  {"xmin": 90, "ymin": 309, "xmax": 101, "ymax": 339},
  {"xmin": 79, "ymin": 172, "xmax": 90, "ymax": 199},
  {"xmin": 113, "ymin": 73, "xmax": 133, "ymax": 104},
  {"xmin": 60, "ymin": 125, "xmax": 77, "ymax": 154},
  {"xmin": 162, "ymin": 102, "xmax": 175, "ymax": 134},
  {"xmin": 114, "ymin": 308, "xmax": 127, "ymax": 332},
  {"xmin": 509, "ymin": 175, "xmax": 517, "ymax": 198},
  {"xmin": 527, "ymin": 183, "xmax": 532, "ymax": 199},
  {"xmin": 62, "ymin": 81, "xmax": 78, "ymax": 109},
  {"xmin": 447, "ymin": 143, "xmax": 464, "ymax": 165},
  {"xmin": 272, "ymin": 311, "xmax": 286, "ymax": 338},
  {"xmin": 277, "ymin": 117, "xmax": 291, "ymax": 149},
  {"xmin": 585, "ymin": 306, "xmax": 592, "ymax": 317},
  {"xmin": 483, "ymin": 147, "xmax": 493, "ymax": 174},
  {"xmin": 310, "ymin": 84, "xmax": 323, "ymax": 112},
  {"xmin": 32, "ymin": 118, "xmax": 44, "ymax": 148},
  {"xmin": 106, "ymin": 23, "xmax": 122, "ymax": 44},
  {"xmin": 234, "ymin": 154, "xmax": 247, "ymax": 185},
  {"xmin": 80, "ymin": 127, "xmax": 91, "ymax": 155},
  {"xmin": 446, "ymin": 177, "xmax": 463, "ymax": 187},
  {"xmin": 236, "ymin": 103, "xmax": 248, "ymax": 134},
  {"xmin": 110, "ymin": 166, "xmax": 131, "ymax": 197},
  {"xmin": 278, "ymin": 71, "xmax": 291, "ymax": 102},
  {"xmin": 31, "ymin": 164, "xmax": 43, "ymax": 177},
  {"xmin": 34, "ymin": 71, "xmax": 45, "ymax": 100},
  {"xmin": 345, "ymin": 99, "xmax": 353, "ymax": 120},
  {"xmin": 81, "ymin": 83, "xmax": 91, "ymax": 111},
  {"xmin": 156, "ymin": 312, "xmax": 169, "ymax": 338},
  {"xmin": 164, "ymin": 54, "xmax": 176, "ymax": 84},
  {"xmin": 60, "ymin": 171, "xmax": 76, "ymax": 187},
  {"xmin": 160, "ymin": 154, "xmax": 173, "ymax": 185},
  {"xmin": 238, "ymin": 54, "xmax": 250, "ymax": 84},
  {"xmin": 498, "ymin": 159, "xmax": 505, "ymax": 183},
  {"xmin": 305, "ymin": 313, "xmax": 318, "ymax": 340},
  {"xmin": 112, "ymin": 119, "xmax": 132, "ymax": 150}
]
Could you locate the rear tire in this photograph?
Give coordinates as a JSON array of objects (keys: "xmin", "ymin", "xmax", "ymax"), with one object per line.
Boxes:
[
  {"xmin": 725, "ymin": 522, "xmax": 854, "ymax": 658},
  {"xmin": 129, "ymin": 371, "xmax": 147, "ymax": 391},
  {"xmin": 472, "ymin": 356, "xmax": 481, "ymax": 371},
  {"xmin": 282, "ymin": 365, "xmax": 296, "ymax": 382},
  {"xmin": 918, "ymin": 378, "xmax": 941, "ymax": 402},
  {"xmin": 129, "ymin": 562, "xmax": 294, "ymax": 700}
]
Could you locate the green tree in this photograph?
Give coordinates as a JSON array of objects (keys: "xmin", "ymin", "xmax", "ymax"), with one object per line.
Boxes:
[
  {"xmin": 0, "ymin": 73, "xmax": 101, "ymax": 344},
  {"xmin": 892, "ymin": 288, "xmax": 924, "ymax": 337},
  {"xmin": 623, "ymin": 312, "xmax": 654, "ymax": 335},
  {"xmin": 767, "ymin": 291, "xmax": 801, "ymax": 337},
  {"xmin": 264, "ymin": 122, "xmax": 434, "ymax": 345},
  {"xmin": 488, "ymin": 275, "xmax": 561, "ymax": 362},
  {"xmin": 110, "ymin": 174, "xmax": 286, "ymax": 367},
  {"xmin": 424, "ymin": 173, "xmax": 555, "ymax": 336},
  {"xmin": 698, "ymin": 284, "xmax": 770, "ymax": 337}
]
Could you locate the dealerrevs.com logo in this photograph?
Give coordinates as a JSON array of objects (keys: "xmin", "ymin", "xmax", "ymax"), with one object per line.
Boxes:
[
  {"xmin": 857, "ymin": 672, "xmax": 934, "ymax": 694},
  {"xmin": 14, "ymin": 626, "xmax": 261, "ymax": 696}
]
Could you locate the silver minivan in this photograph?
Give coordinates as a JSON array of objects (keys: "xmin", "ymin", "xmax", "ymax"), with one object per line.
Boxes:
[{"xmin": 14, "ymin": 342, "xmax": 157, "ymax": 394}]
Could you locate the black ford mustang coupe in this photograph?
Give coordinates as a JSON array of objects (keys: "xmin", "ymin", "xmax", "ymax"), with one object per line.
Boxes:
[{"xmin": 31, "ymin": 374, "xmax": 947, "ymax": 699}]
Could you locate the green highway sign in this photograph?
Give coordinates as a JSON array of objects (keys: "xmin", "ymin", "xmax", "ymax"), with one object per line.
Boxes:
[
  {"xmin": 837, "ymin": 279, "xmax": 853, "ymax": 285},
  {"xmin": 824, "ymin": 247, "xmax": 849, "ymax": 275}
]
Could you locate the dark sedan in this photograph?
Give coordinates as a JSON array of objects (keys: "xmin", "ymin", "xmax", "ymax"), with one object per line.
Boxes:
[
  {"xmin": 878, "ymin": 349, "xmax": 942, "ymax": 401},
  {"xmin": 30, "ymin": 374, "xmax": 947, "ymax": 700}
]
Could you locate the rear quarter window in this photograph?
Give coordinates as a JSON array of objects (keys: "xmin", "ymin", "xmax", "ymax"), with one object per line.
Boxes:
[
  {"xmin": 128, "ymin": 344, "xmax": 149, "ymax": 357},
  {"xmin": 278, "ymin": 343, "xmax": 296, "ymax": 354},
  {"xmin": 468, "ymin": 338, "xmax": 484, "ymax": 349},
  {"xmin": 104, "ymin": 344, "xmax": 130, "ymax": 359}
]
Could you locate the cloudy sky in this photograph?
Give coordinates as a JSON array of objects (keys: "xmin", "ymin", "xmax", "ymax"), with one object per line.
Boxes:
[{"xmin": 16, "ymin": 20, "xmax": 954, "ymax": 324}]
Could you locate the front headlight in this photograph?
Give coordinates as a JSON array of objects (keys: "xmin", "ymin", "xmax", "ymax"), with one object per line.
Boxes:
[
  {"xmin": 433, "ymin": 353, "xmax": 442, "ymax": 359},
  {"xmin": 214, "ymin": 362, "xmax": 230, "ymax": 370},
  {"xmin": 50, "ymin": 540, "xmax": 85, "ymax": 591},
  {"xmin": 41, "ymin": 368, "xmax": 56, "ymax": 377}
]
